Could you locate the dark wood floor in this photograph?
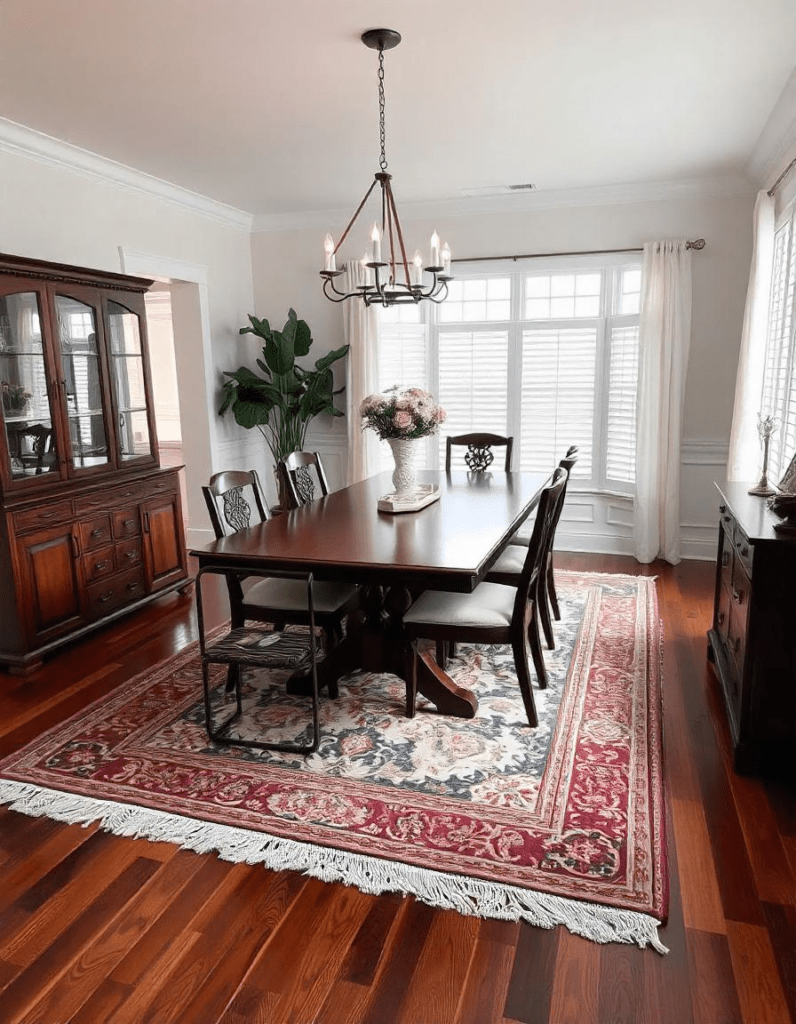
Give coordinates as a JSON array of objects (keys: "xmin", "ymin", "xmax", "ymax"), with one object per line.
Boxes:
[{"xmin": 0, "ymin": 553, "xmax": 794, "ymax": 1024}]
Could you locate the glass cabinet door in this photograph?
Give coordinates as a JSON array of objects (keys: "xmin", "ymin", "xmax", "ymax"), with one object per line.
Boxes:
[
  {"xmin": 55, "ymin": 294, "xmax": 110, "ymax": 471},
  {"xmin": 107, "ymin": 300, "xmax": 152, "ymax": 460},
  {"xmin": 0, "ymin": 290, "xmax": 60, "ymax": 481}
]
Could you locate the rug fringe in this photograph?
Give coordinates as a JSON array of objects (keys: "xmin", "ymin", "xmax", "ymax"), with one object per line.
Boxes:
[{"xmin": 0, "ymin": 779, "xmax": 668, "ymax": 954}]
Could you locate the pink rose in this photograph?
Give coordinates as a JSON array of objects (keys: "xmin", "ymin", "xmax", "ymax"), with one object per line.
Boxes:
[{"xmin": 393, "ymin": 410, "xmax": 413, "ymax": 430}]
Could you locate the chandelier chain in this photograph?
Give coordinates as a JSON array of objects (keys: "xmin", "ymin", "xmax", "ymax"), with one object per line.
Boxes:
[{"xmin": 378, "ymin": 46, "xmax": 387, "ymax": 172}]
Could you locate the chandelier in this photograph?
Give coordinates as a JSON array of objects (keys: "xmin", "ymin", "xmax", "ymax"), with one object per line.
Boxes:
[{"xmin": 320, "ymin": 29, "xmax": 452, "ymax": 307}]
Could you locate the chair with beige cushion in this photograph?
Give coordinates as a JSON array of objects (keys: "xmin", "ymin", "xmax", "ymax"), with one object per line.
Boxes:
[
  {"xmin": 499, "ymin": 446, "xmax": 579, "ymax": 649},
  {"xmin": 202, "ymin": 469, "xmax": 359, "ymax": 696},
  {"xmin": 279, "ymin": 451, "xmax": 330, "ymax": 509},
  {"xmin": 402, "ymin": 467, "xmax": 568, "ymax": 727},
  {"xmin": 445, "ymin": 432, "xmax": 514, "ymax": 473}
]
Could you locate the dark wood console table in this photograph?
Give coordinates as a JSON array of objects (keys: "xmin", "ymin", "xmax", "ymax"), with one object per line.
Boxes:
[
  {"xmin": 707, "ymin": 481, "xmax": 796, "ymax": 777},
  {"xmin": 191, "ymin": 469, "xmax": 550, "ymax": 719}
]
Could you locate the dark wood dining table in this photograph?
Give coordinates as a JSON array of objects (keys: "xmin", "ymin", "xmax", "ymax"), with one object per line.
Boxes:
[{"xmin": 190, "ymin": 468, "xmax": 551, "ymax": 718}]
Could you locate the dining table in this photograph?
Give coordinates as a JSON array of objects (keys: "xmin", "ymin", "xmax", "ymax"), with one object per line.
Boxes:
[{"xmin": 190, "ymin": 468, "xmax": 551, "ymax": 719}]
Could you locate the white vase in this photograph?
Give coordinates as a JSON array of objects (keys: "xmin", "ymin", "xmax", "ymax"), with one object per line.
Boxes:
[{"xmin": 387, "ymin": 436, "xmax": 420, "ymax": 495}]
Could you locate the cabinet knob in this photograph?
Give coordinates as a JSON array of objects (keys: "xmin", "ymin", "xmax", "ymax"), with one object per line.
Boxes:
[
  {"xmin": 91, "ymin": 528, "xmax": 103, "ymax": 539},
  {"xmin": 740, "ymin": 544, "xmax": 749, "ymax": 556}
]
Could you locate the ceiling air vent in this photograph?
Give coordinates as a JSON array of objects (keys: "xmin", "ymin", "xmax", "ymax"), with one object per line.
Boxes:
[{"xmin": 461, "ymin": 183, "xmax": 537, "ymax": 198}]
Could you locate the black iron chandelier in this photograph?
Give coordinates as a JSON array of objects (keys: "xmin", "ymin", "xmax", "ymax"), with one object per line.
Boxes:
[{"xmin": 320, "ymin": 29, "xmax": 452, "ymax": 307}]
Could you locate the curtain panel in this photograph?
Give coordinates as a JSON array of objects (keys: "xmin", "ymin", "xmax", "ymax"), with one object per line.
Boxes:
[
  {"xmin": 727, "ymin": 191, "xmax": 776, "ymax": 481},
  {"xmin": 343, "ymin": 264, "xmax": 380, "ymax": 484},
  {"xmin": 633, "ymin": 240, "xmax": 693, "ymax": 564}
]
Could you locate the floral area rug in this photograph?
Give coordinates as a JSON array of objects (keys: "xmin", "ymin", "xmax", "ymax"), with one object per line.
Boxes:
[{"xmin": 0, "ymin": 571, "xmax": 668, "ymax": 952}]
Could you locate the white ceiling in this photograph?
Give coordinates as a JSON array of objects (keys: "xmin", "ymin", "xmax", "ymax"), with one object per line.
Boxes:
[{"xmin": 1, "ymin": 0, "xmax": 795, "ymax": 218}]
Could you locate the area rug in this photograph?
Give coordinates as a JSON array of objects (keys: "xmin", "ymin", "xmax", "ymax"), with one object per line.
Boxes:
[{"xmin": 0, "ymin": 571, "xmax": 667, "ymax": 953}]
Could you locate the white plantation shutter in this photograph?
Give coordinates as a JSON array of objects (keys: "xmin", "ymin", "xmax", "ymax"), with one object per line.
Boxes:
[
  {"xmin": 374, "ymin": 255, "xmax": 641, "ymax": 490},
  {"xmin": 519, "ymin": 327, "xmax": 595, "ymax": 477},
  {"xmin": 606, "ymin": 324, "xmax": 639, "ymax": 483},
  {"xmin": 761, "ymin": 214, "xmax": 796, "ymax": 480},
  {"xmin": 436, "ymin": 330, "xmax": 509, "ymax": 466}
]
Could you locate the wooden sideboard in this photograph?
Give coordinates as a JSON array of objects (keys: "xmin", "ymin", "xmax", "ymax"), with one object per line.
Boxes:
[
  {"xmin": 707, "ymin": 481, "xmax": 796, "ymax": 777},
  {"xmin": 0, "ymin": 253, "xmax": 189, "ymax": 674}
]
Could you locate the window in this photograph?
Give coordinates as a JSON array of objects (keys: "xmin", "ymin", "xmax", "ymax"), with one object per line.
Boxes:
[
  {"xmin": 375, "ymin": 255, "xmax": 641, "ymax": 490},
  {"xmin": 761, "ymin": 208, "xmax": 796, "ymax": 482}
]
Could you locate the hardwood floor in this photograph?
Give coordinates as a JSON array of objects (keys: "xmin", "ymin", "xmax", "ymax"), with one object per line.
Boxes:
[{"xmin": 0, "ymin": 553, "xmax": 794, "ymax": 1023}]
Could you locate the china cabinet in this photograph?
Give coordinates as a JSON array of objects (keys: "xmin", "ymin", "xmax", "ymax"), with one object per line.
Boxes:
[
  {"xmin": 0, "ymin": 253, "xmax": 189, "ymax": 674},
  {"xmin": 707, "ymin": 481, "xmax": 796, "ymax": 778}
]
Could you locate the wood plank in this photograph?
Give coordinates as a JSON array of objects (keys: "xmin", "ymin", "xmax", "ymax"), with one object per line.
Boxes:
[
  {"xmin": 455, "ymin": 918, "xmax": 521, "ymax": 1024},
  {"xmin": 730, "ymin": 774, "xmax": 796, "ymax": 906},
  {"xmin": 596, "ymin": 940, "xmax": 645, "ymax": 1024},
  {"xmin": 726, "ymin": 920, "xmax": 792, "ymax": 1024},
  {"xmin": 760, "ymin": 901, "xmax": 796, "ymax": 1024},
  {"xmin": 502, "ymin": 920, "xmax": 560, "ymax": 1024},
  {"xmin": 671, "ymin": 797, "xmax": 726, "ymax": 934},
  {"xmin": 685, "ymin": 928, "xmax": 743, "ymax": 1024},
  {"xmin": 395, "ymin": 909, "xmax": 480, "ymax": 1024},
  {"xmin": 547, "ymin": 930, "xmax": 600, "ymax": 1024}
]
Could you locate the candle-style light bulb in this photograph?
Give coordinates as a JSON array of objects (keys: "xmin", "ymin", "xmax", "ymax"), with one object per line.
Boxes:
[
  {"xmin": 430, "ymin": 230, "xmax": 440, "ymax": 268},
  {"xmin": 411, "ymin": 250, "xmax": 423, "ymax": 287},
  {"xmin": 323, "ymin": 233, "xmax": 336, "ymax": 272},
  {"xmin": 371, "ymin": 224, "xmax": 382, "ymax": 264},
  {"xmin": 441, "ymin": 242, "xmax": 452, "ymax": 277},
  {"xmin": 360, "ymin": 253, "xmax": 372, "ymax": 288}
]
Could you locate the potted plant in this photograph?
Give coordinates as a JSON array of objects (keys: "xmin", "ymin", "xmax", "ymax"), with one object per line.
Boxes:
[
  {"xmin": 1, "ymin": 381, "xmax": 32, "ymax": 415},
  {"xmin": 219, "ymin": 309, "xmax": 349, "ymax": 507}
]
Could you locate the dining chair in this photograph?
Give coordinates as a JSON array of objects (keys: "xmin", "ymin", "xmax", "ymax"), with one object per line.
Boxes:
[
  {"xmin": 445, "ymin": 433, "xmax": 514, "ymax": 473},
  {"xmin": 279, "ymin": 450, "xmax": 331, "ymax": 509},
  {"xmin": 202, "ymin": 469, "xmax": 359, "ymax": 696},
  {"xmin": 196, "ymin": 565, "xmax": 324, "ymax": 754},
  {"xmin": 503, "ymin": 446, "xmax": 579, "ymax": 648},
  {"xmin": 402, "ymin": 466, "xmax": 568, "ymax": 727}
]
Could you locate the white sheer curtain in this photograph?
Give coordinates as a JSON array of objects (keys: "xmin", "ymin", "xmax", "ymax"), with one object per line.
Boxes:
[
  {"xmin": 633, "ymin": 240, "xmax": 693, "ymax": 564},
  {"xmin": 727, "ymin": 191, "xmax": 776, "ymax": 481},
  {"xmin": 343, "ymin": 263, "xmax": 380, "ymax": 484}
]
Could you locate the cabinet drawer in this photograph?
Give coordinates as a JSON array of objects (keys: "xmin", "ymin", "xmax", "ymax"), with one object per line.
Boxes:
[
  {"xmin": 79, "ymin": 514, "xmax": 113, "ymax": 551},
  {"xmin": 14, "ymin": 500, "xmax": 73, "ymax": 534},
  {"xmin": 112, "ymin": 507, "xmax": 141, "ymax": 540},
  {"xmin": 82, "ymin": 545, "xmax": 116, "ymax": 583},
  {"xmin": 718, "ymin": 504, "xmax": 736, "ymax": 538},
  {"xmin": 115, "ymin": 537, "xmax": 143, "ymax": 569},
  {"xmin": 733, "ymin": 525, "xmax": 754, "ymax": 577},
  {"xmin": 74, "ymin": 483, "xmax": 142, "ymax": 516},
  {"xmin": 87, "ymin": 566, "xmax": 145, "ymax": 619},
  {"xmin": 144, "ymin": 474, "xmax": 178, "ymax": 496}
]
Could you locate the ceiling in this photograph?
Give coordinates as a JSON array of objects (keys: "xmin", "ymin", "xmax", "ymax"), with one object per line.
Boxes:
[{"xmin": 1, "ymin": 0, "xmax": 795, "ymax": 218}]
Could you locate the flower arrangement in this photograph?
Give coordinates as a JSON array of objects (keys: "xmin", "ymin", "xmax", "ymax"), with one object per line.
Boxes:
[
  {"xmin": 1, "ymin": 381, "xmax": 32, "ymax": 413},
  {"xmin": 360, "ymin": 385, "xmax": 446, "ymax": 440}
]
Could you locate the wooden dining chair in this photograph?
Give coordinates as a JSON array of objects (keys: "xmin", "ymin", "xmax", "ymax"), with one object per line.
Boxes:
[
  {"xmin": 202, "ymin": 470, "xmax": 359, "ymax": 692},
  {"xmin": 445, "ymin": 433, "xmax": 514, "ymax": 473},
  {"xmin": 279, "ymin": 451, "xmax": 330, "ymax": 509},
  {"xmin": 196, "ymin": 565, "xmax": 325, "ymax": 754},
  {"xmin": 402, "ymin": 467, "xmax": 568, "ymax": 727},
  {"xmin": 503, "ymin": 446, "xmax": 579, "ymax": 648}
]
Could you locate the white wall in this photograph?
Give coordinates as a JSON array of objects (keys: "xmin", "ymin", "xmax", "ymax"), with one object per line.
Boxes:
[
  {"xmin": 251, "ymin": 187, "xmax": 756, "ymax": 558},
  {"xmin": 0, "ymin": 146, "xmax": 255, "ymax": 547}
]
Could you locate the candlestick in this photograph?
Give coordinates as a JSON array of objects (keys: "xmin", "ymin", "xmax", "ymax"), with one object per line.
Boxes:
[
  {"xmin": 430, "ymin": 230, "xmax": 440, "ymax": 268},
  {"xmin": 371, "ymin": 224, "xmax": 382, "ymax": 264}
]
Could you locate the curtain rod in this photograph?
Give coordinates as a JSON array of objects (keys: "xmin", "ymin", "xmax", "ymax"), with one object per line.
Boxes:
[
  {"xmin": 767, "ymin": 156, "xmax": 796, "ymax": 197},
  {"xmin": 452, "ymin": 239, "xmax": 706, "ymax": 264}
]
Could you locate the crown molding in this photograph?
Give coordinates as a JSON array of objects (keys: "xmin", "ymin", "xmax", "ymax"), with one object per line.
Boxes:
[
  {"xmin": 0, "ymin": 117, "xmax": 253, "ymax": 231},
  {"xmin": 252, "ymin": 175, "xmax": 754, "ymax": 234},
  {"xmin": 747, "ymin": 68, "xmax": 796, "ymax": 190}
]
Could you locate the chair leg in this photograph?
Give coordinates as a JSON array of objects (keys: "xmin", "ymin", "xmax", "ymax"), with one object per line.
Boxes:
[
  {"xmin": 435, "ymin": 640, "xmax": 447, "ymax": 671},
  {"xmin": 511, "ymin": 631, "xmax": 539, "ymax": 728},
  {"xmin": 547, "ymin": 558, "xmax": 561, "ymax": 621},
  {"xmin": 405, "ymin": 642, "xmax": 418, "ymax": 718},
  {"xmin": 203, "ymin": 660, "xmax": 242, "ymax": 741},
  {"xmin": 528, "ymin": 603, "xmax": 549, "ymax": 689},
  {"xmin": 538, "ymin": 581, "xmax": 555, "ymax": 650}
]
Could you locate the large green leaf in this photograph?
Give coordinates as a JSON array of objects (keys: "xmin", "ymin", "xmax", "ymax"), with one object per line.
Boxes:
[
  {"xmin": 314, "ymin": 344, "xmax": 350, "ymax": 371},
  {"xmin": 293, "ymin": 316, "xmax": 312, "ymax": 357}
]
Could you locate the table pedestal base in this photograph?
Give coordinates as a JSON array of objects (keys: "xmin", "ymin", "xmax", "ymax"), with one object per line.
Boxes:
[{"xmin": 286, "ymin": 583, "xmax": 479, "ymax": 719}]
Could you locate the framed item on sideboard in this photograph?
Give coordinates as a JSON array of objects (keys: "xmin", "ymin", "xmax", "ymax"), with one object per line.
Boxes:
[{"xmin": 778, "ymin": 452, "xmax": 796, "ymax": 493}]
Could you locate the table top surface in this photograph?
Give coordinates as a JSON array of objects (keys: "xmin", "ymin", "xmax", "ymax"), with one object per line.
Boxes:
[
  {"xmin": 191, "ymin": 469, "xmax": 551, "ymax": 591},
  {"xmin": 715, "ymin": 480, "xmax": 796, "ymax": 544}
]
